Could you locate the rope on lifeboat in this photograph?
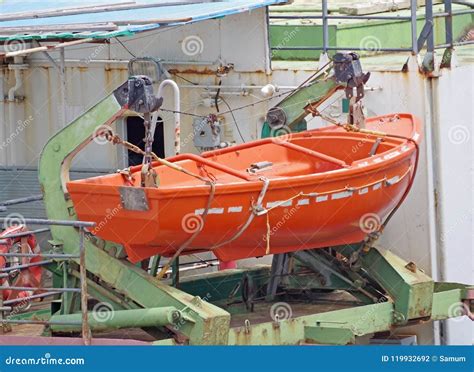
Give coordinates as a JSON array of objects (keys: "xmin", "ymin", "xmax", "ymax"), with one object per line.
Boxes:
[
  {"xmin": 102, "ymin": 130, "xmax": 211, "ymax": 184},
  {"xmin": 101, "ymin": 130, "xmax": 220, "ymax": 279},
  {"xmin": 206, "ymin": 177, "xmax": 270, "ymax": 251}
]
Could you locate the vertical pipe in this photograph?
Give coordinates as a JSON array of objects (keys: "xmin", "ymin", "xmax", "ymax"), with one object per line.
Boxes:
[
  {"xmin": 322, "ymin": 0, "xmax": 329, "ymax": 54},
  {"xmin": 424, "ymin": 77, "xmax": 442, "ymax": 345},
  {"xmin": 149, "ymin": 255, "xmax": 161, "ymax": 277},
  {"xmin": 0, "ymin": 294, "xmax": 6, "ymax": 333},
  {"xmin": 264, "ymin": 6, "xmax": 272, "ymax": 74},
  {"xmin": 410, "ymin": 0, "xmax": 418, "ymax": 53},
  {"xmin": 7, "ymin": 57, "xmax": 24, "ymax": 166},
  {"xmin": 158, "ymin": 79, "xmax": 181, "ymax": 155},
  {"xmin": 0, "ymin": 67, "xmax": 6, "ymax": 163},
  {"xmin": 59, "ymin": 48, "xmax": 67, "ymax": 127},
  {"xmin": 172, "ymin": 256, "xmax": 180, "ymax": 288},
  {"xmin": 79, "ymin": 228, "xmax": 91, "ymax": 345},
  {"xmin": 61, "ymin": 261, "xmax": 70, "ymax": 315},
  {"xmin": 425, "ymin": 0, "xmax": 435, "ymax": 52},
  {"xmin": 444, "ymin": 0, "xmax": 453, "ymax": 47}
]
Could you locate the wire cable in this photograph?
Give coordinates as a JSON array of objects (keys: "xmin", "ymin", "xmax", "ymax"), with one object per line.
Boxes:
[
  {"xmin": 220, "ymin": 96, "xmax": 246, "ymax": 142},
  {"xmin": 115, "ymin": 37, "xmax": 136, "ymax": 58}
]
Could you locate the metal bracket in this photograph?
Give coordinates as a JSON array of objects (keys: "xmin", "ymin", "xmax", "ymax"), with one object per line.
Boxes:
[
  {"xmin": 417, "ymin": 20, "xmax": 434, "ymax": 52},
  {"xmin": 114, "ymin": 75, "xmax": 163, "ymax": 113},
  {"xmin": 119, "ymin": 187, "xmax": 149, "ymax": 211}
]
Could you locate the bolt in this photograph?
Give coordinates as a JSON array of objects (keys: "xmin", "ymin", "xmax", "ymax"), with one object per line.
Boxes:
[{"xmin": 169, "ymin": 310, "xmax": 182, "ymax": 324}]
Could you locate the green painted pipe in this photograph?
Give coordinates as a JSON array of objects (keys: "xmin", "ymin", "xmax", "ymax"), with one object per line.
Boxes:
[{"xmin": 49, "ymin": 307, "xmax": 182, "ymax": 333}]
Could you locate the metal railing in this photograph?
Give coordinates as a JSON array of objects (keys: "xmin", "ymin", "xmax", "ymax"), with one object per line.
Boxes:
[
  {"xmin": 0, "ymin": 196, "xmax": 94, "ymax": 345},
  {"xmin": 269, "ymin": 0, "xmax": 474, "ymax": 54}
]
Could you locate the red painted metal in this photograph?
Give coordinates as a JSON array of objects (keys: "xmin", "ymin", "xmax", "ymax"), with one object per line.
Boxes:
[{"xmin": 0, "ymin": 226, "xmax": 42, "ymax": 303}]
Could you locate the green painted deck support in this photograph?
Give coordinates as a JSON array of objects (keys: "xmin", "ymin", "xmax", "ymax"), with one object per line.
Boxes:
[
  {"xmin": 38, "ymin": 83, "xmax": 231, "ymax": 345},
  {"xmin": 304, "ymin": 324, "xmax": 355, "ymax": 345},
  {"xmin": 276, "ymin": 78, "xmax": 340, "ymax": 130},
  {"xmin": 50, "ymin": 307, "xmax": 182, "ymax": 333},
  {"xmin": 360, "ymin": 248, "xmax": 434, "ymax": 324}
]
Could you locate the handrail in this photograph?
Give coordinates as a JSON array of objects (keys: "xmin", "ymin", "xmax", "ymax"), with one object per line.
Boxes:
[
  {"xmin": 269, "ymin": 0, "xmax": 474, "ymax": 54},
  {"xmin": 275, "ymin": 141, "xmax": 349, "ymax": 168}
]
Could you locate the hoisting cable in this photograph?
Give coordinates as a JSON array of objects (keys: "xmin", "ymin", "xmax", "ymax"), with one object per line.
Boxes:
[{"xmin": 102, "ymin": 130, "xmax": 210, "ymax": 183}]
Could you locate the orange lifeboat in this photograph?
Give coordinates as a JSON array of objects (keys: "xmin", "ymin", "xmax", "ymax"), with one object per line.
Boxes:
[{"xmin": 67, "ymin": 113, "xmax": 421, "ymax": 263}]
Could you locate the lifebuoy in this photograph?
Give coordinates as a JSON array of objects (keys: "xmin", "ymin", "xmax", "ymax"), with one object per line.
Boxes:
[{"xmin": 0, "ymin": 225, "xmax": 42, "ymax": 307}]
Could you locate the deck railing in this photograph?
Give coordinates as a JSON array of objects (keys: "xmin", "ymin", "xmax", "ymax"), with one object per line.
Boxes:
[
  {"xmin": 0, "ymin": 195, "xmax": 93, "ymax": 345},
  {"xmin": 269, "ymin": 0, "xmax": 474, "ymax": 54}
]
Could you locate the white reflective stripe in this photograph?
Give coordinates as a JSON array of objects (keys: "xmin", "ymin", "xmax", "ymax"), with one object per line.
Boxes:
[
  {"xmin": 358, "ymin": 161, "xmax": 369, "ymax": 167},
  {"xmin": 228, "ymin": 206, "xmax": 243, "ymax": 213},
  {"xmin": 373, "ymin": 157, "xmax": 383, "ymax": 163},
  {"xmin": 297, "ymin": 198, "xmax": 309, "ymax": 206},
  {"xmin": 384, "ymin": 151, "xmax": 400, "ymax": 160},
  {"xmin": 358, "ymin": 187, "xmax": 369, "ymax": 195},
  {"xmin": 208, "ymin": 208, "xmax": 224, "ymax": 214},
  {"xmin": 373, "ymin": 182, "xmax": 382, "ymax": 191},
  {"xmin": 412, "ymin": 132, "xmax": 420, "ymax": 141},
  {"xmin": 266, "ymin": 200, "xmax": 293, "ymax": 209},
  {"xmin": 401, "ymin": 145, "xmax": 410, "ymax": 152},
  {"xmin": 332, "ymin": 191, "xmax": 353, "ymax": 200},
  {"xmin": 386, "ymin": 175, "xmax": 400, "ymax": 186},
  {"xmin": 316, "ymin": 195, "xmax": 328, "ymax": 203},
  {"xmin": 195, "ymin": 208, "xmax": 224, "ymax": 215}
]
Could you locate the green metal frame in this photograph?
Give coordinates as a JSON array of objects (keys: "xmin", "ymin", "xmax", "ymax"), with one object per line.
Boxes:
[
  {"xmin": 34, "ymin": 77, "xmax": 472, "ymax": 345},
  {"xmin": 38, "ymin": 89, "xmax": 230, "ymax": 345}
]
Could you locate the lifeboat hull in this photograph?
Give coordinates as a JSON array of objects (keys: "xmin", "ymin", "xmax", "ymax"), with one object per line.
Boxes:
[{"xmin": 67, "ymin": 113, "xmax": 421, "ymax": 262}]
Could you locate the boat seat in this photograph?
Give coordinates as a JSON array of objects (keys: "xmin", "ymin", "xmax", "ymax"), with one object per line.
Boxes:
[{"xmin": 274, "ymin": 141, "xmax": 349, "ymax": 168}]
